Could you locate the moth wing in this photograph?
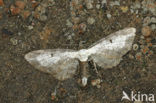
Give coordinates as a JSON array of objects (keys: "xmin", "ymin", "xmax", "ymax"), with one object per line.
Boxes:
[
  {"xmin": 88, "ymin": 28, "xmax": 136, "ymax": 69},
  {"xmin": 25, "ymin": 49, "xmax": 79, "ymax": 80}
]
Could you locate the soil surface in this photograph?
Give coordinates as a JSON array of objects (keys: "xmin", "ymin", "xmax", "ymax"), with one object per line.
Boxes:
[{"xmin": 0, "ymin": 0, "xmax": 155, "ymax": 103}]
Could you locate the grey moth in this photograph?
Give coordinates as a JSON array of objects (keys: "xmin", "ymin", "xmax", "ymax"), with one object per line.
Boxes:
[{"xmin": 25, "ymin": 27, "xmax": 136, "ymax": 86}]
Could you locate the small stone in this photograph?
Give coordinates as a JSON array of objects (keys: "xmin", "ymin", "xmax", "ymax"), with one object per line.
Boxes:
[
  {"xmin": 72, "ymin": 17, "xmax": 80, "ymax": 24},
  {"xmin": 96, "ymin": 4, "xmax": 100, "ymax": 9},
  {"xmin": 151, "ymin": 17, "xmax": 156, "ymax": 23},
  {"xmin": 40, "ymin": 15, "xmax": 47, "ymax": 21},
  {"xmin": 107, "ymin": 13, "xmax": 111, "ymax": 19},
  {"xmin": 91, "ymin": 78, "xmax": 101, "ymax": 86},
  {"xmin": 101, "ymin": 0, "xmax": 107, "ymax": 4},
  {"xmin": 139, "ymin": 39, "xmax": 145, "ymax": 45},
  {"xmin": 110, "ymin": 1, "xmax": 120, "ymax": 7},
  {"xmin": 147, "ymin": 50, "xmax": 153, "ymax": 56},
  {"xmin": 141, "ymin": 46, "xmax": 149, "ymax": 54},
  {"xmin": 133, "ymin": 2, "xmax": 141, "ymax": 9},
  {"xmin": 22, "ymin": 10, "xmax": 31, "ymax": 19},
  {"xmin": 10, "ymin": 5, "xmax": 21, "ymax": 15},
  {"xmin": 141, "ymin": 26, "xmax": 152, "ymax": 37},
  {"xmin": 15, "ymin": 1, "xmax": 26, "ymax": 10},
  {"xmin": 151, "ymin": 24, "xmax": 156, "ymax": 30},
  {"xmin": 133, "ymin": 44, "xmax": 139, "ymax": 51},
  {"xmin": 120, "ymin": 6, "xmax": 128, "ymax": 13},
  {"xmin": 129, "ymin": 54, "xmax": 134, "ymax": 59},
  {"xmin": 78, "ymin": 23, "xmax": 87, "ymax": 34},
  {"xmin": 86, "ymin": 3, "xmax": 93, "ymax": 9},
  {"xmin": 66, "ymin": 19, "xmax": 73, "ymax": 27},
  {"xmin": 135, "ymin": 52, "xmax": 142, "ymax": 60},
  {"xmin": 143, "ymin": 17, "xmax": 151, "ymax": 26},
  {"xmin": 87, "ymin": 17, "xmax": 95, "ymax": 25},
  {"xmin": 28, "ymin": 25, "xmax": 33, "ymax": 30},
  {"xmin": 10, "ymin": 38, "xmax": 18, "ymax": 45},
  {"xmin": 0, "ymin": 0, "xmax": 4, "ymax": 6}
]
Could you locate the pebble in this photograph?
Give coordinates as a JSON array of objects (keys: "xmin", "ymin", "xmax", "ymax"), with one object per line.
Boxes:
[
  {"xmin": 40, "ymin": 15, "xmax": 47, "ymax": 21},
  {"xmin": 107, "ymin": 13, "xmax": 111, "ymax": 19},
  {"xmin": 78, "ymin": 23, "xmax": 87, "ymax": 33},
  {"xmin": 87, "ymin": 17, "xmax": 95, "ymax": 25},
  {"xmin": 0, "ymin": 0, "xmax": 4, "ymax": 6},
  {"xmin": 151, "ymin": 17, "xmax": 156, "ymax": 23},
  {"xmin": 15, "ymin": 1, "xmax": 26, "ymax": 10},
  {"xmin": 110, "ymin": 1, "xmax": 120, "ymax": 7},
  {"xmin": 143, "ymin": 17, "xmax": 151, "ymax": 26},
  {"xmin": 66, "ymin": 19, "xmax": 73, "ymax": 27},
  {"xmin": 10, "ymin": 38, "xmax": 18, "ymax": 45},
  {"xmin": 120, "ymin": 6, "xmax": 128, "ymax": 13},
  {"xmin": 91, "ymin": 78, "xmax": 101, "ymax": 86},
  {"xmin": 133, "ymin": 44, "xmax": 139, "ymax": 51},
  {"xmin": 28, "ymin": 25, "xmax": 33, "ymax": 30},
  {"xmin": 135, "ymin": 52, "xmax": 142, "ymax": 60},
  {"xmin": 96, "ymin": 4, "xmax": 100, "ymax": 9},
  {"xmin": 151, "ymin": 24, "xmax": 156, "ymax": 30},
  {"xmin": 141, "ymin": 26, "xmax": 152, "ymax": 37},
  {"xmin": 129, "ymin": 54, "xmax": 134, "ymax": 59},
  {"xmin": 101, "ymin": 0, "xmax": 107, "ymax": 4},
  {"xmin": 86, "ymin": 2, "xmax": 93, "ymax": 9}
]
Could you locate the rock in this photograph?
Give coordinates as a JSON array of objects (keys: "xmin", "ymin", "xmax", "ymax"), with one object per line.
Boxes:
[
  {"xmin": 96, "ymin": 4, "xmax": 100, "ymax": 9},
  {"xmin": 15, "ymin": 1, "xmax": 26, "ymax": 10},
  {"xmin": 141, "ymin": 26, "xmax": 152, "ymax": 37},
  {"xmin": 151, "ymin": 24, "xmax": 156, "ymax": 30},
  {"xmin": 22, "ymin": 10, "xmax": 31, "ymax": 19},
  {"xmin": 28, "ymin": 25, "xmax": 33, "ymax": 30},
  {"xmin": 135, "ymin": 52, "xmax": 142, "ymax": 61},
  {"xmin": 0, "ymin": 0, "xmax": 4, "ymax": 6},
  {"xmin": 87, "ymin": 17, "xmax": 95, "ymax": 25},
  {"xmin": 91, "ymin": 78, "xmax": 101, "ymax": 86},
  {"xmin": 86, "ymin": 3, "xmax": 93, "ymax": 9},
  {"xmin": 151, "ymin": 17, "xmax": 156, "ymax": 23},
  {"xmin": 120, "ymin": 6, "xmax": 128, "ymax": 13},
  {"xmin": 78, "ymin": 23, "xmax": 87, "ymax": 34},
  {"xmin": 107, "ymin": 13, "xmax": 111, "ymax": 19},
  {"xmin": 133, "ymin": 44, "xmax": 139, "ymax": 51},
  {"xmin": 10, "ymin": 5, "xmax": 21, "ymax": 15},
  {"xmin": 85, "ymin": 0, "xmax": 94, "ymax": 9},
  {"xmin": 66, "ymin": 19, "xmax": 73, "ymax": 27},
  {"xmin": 110, "ymin": 1, "xmax": 120, "ymax": 7},
  {"xmin": 40, "ymin": 15, "xmax": 47, "ymax": 21},
  {"xmin": 10, "ymin": 38, "xmax": 18, "ymax": 45},
  {"xmin": 143, "ymin": 17, "xmax": 151, "ymax": 26}
]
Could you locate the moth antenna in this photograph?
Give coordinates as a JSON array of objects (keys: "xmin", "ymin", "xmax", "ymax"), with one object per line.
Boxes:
[{"xmin": 79, "ymin": 61, "xmax": 89, "ymax": 87}]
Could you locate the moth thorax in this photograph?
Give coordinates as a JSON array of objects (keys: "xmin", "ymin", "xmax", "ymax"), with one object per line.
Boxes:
[{"xmin": 80, "ymin": 61, "xmax": 89, "ymax": 86}]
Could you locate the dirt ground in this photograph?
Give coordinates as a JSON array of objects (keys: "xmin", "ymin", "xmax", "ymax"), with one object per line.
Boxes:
[{"xmin": 0, "ymin": 0, "xmax": 155, "ymax": 103}]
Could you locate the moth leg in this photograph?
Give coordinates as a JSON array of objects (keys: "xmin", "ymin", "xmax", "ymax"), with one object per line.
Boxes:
[
  {"xmin": 93, "ymin": 61, "xmax": 102, "ymax": 78},
  {"xmin": 93, "ymin": 61, "xmax": 98, "ymax": 74}
]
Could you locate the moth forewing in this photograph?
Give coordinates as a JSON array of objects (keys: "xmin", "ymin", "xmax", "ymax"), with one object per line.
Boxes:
[
  {"xmin": 25, "ymin": 49, "xmax": 79, "ymax": 81},
  {"xmin": 88, "ymin": 27, "xmax": 136, "ymax": 69}
]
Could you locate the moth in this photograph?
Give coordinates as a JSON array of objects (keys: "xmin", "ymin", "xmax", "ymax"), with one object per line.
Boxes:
[{"xmin": 25, "ymin": 28, "xmax": 136, "ymax": 86}]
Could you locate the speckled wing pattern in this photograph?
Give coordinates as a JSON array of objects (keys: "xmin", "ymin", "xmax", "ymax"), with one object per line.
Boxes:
[
  {"xmin": 88, "ymin": 28, "xmax": 136, "ymax": 68},
  {"xmin": 25, "ymin": 28, "xmax": 136, "ymax": 80},
  {"xmin": 25, "ymin": 49, "xmax": 79, "ymax": 81}
]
